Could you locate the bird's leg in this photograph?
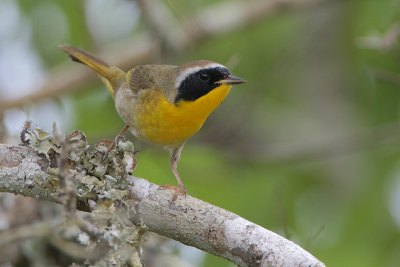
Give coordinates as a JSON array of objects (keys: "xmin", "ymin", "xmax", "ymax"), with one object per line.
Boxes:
[
  {"xmin": 109, "ymin": 124, "xmax": 130, "ymax": 151},
  {"xmin": 170, "ymin": 144, "xmax": 186, "ymax": 197},
  {"xmin": 97, "ymin": 125, "xmax": 130, "ymax": 159},
  {"xmin": 159, "ymin": 143, "xmax": 186, "ymax": 201}
]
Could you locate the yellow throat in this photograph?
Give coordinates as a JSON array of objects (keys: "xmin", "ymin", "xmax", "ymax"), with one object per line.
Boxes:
[{"xmin": 135, "ymin": 84, "xmax": 231, "ymax": 145}]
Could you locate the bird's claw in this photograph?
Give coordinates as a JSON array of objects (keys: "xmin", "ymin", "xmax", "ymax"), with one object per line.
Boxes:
[{"xmin": 158, "ymin": 184, "xmax": 187, "ymax": 202}]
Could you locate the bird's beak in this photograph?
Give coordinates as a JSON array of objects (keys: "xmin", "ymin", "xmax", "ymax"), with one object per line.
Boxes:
[{"xmin": 215, "ymin": 75, "xmax": 246, "ymax": 85}]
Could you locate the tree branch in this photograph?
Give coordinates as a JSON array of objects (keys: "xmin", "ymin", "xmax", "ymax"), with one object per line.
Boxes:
[
  {"xmin": 128, "ymin": 177, "xmax": 325, "ymax": 267},
  {"xmin": 0, "ymin": 0, "xmax": 324, "ymax": 114},
  {"xmin": 0, "ymin": 127, "xmax": 325, "ymax": 266},
  {"xmin": 357, "ymin": 21, "xmax": 400, "ymax": 51},
  {"xmin": 135, "ymin": 0, "xmax": 188, "ymax": 53},
  {"xmin": 0, "ymin": 34, "xmax": 160, "ymax": 113},
  {"xmin": 184, "ymin": 0, "xmax": 323, "ymax": 41}
]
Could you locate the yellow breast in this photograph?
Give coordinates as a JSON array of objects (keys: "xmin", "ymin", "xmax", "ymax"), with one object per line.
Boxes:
[{"xmin": 134, "ymin": 85, "xmax": 231, "ymax": 146}]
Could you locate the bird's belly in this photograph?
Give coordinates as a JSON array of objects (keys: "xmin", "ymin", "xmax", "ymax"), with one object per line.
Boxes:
[
  {"xmin": 133, "ymin": 85, "xmax": 230, "ymax": 146},
  {"xmin": 135, "ymin": 114, "xmax": 202, "ymax": 145}
]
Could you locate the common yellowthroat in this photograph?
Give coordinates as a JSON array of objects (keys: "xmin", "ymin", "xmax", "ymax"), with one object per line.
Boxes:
[{"xmin": 60, "ymin": 45, "xmax": 245, "ymax": 200}]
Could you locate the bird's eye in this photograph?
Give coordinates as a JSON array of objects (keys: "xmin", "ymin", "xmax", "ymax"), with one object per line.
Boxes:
[{"xmin": 199, "ymin": 72, "xmax": 210, "ymax": 81}]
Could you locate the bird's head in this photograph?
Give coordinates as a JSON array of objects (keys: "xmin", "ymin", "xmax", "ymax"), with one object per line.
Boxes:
[{"xmin": 174, "ymin": 60, "xmax": 246, "ymax": 104}]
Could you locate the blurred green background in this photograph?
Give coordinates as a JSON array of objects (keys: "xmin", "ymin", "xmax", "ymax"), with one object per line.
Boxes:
[{"xmin": 1, "ymin": 0, "xmax": 400, "ymax": 266}]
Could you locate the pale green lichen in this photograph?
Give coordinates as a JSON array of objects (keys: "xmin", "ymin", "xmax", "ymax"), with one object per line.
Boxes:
[
  {"xmin": 22, "ymin": 125, "xmax": 61, "ymax": 157},
  {"xmin": 11, "ymin": 124, "xmax": 146, "ymax": 266},
  {"xmin": 20, "ymin": 123, "xmax": 137, "ymax": 208}
]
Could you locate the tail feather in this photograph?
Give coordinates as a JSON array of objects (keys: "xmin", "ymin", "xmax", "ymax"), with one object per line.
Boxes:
[{"xmin": 60, "ymin": 45, "xmax": 125, "ymax": 96}]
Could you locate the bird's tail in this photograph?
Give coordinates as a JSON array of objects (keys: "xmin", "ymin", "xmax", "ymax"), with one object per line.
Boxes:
[{"xmin": 60, "ymin": 45, "xmax": 125, "ymax": 96}]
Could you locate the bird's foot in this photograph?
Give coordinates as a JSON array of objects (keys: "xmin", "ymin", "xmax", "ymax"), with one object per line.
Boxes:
[
  {"xmin": 158, "ymin": 184, "xmax": 187, "ymax": 202},
  {"xmin": 96, "ymin": 125, "xmax": 130, "ymax": 161},
  {"xmin": 96, "ymin": 139, "xmax": 115, "ymax": 160}
]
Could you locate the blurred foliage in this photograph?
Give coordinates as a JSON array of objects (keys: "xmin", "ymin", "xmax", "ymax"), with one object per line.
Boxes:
[{"xmin": 2, "ymin": 0, "xmax": 400, "ymax": 266}]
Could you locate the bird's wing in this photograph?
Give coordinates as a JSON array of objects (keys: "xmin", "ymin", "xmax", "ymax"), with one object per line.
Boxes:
[
  {"xmin": 126, "ymin": 65, "xmax": 155, "ymax": 95},
  {"xmin": 126, "ymin": 65, "xmax": 178, "ymax": 100}
]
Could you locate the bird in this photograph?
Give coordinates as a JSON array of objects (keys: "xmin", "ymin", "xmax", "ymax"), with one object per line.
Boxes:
[{"xmin": 60, "ymin": 45, "xmax": 246, "ymax": 201}]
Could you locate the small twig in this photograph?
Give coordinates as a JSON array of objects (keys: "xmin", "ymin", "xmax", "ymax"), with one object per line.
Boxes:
[
  {"xmin": 357, "ymin": 21, "xmax": 400, "ymax": 51},
  {"xmin": 215, "ymin": 121, "xmax": 400, "ymax": 164},
  {"xmin": 0, "ymin": 219, "xmax": 61, "ymax": 248},
  {"xmin": 305, "ymin": 224, "xmax": 326, "ymax": 250},
  {"xmin": 49, "ymin": 234, "xmax": 103, "ymax": 260},
  {"xmin": 369, "ymin": 67, "xmax": 400, "ymax": 86},
  {"xmin": 53, "ymin": 124, "xmax": 82, "ymax": 215}
]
